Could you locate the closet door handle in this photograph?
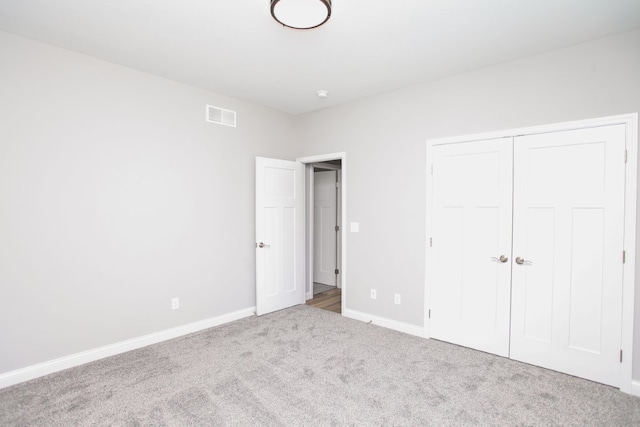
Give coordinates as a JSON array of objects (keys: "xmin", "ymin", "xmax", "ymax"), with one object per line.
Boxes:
[
  {"xmin": 490, "ymin": 255, "xmax": 509, "ymax": 263},
  {"xmin": 515, "ymin": 257, "xmax": 532, "ymax": 265}
]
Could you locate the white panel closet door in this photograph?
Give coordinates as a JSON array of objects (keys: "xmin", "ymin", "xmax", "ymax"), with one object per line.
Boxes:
[
  {"xmin": 313, "ymin": 171, "xmax": 337, "ymax": 286},
  {"xmin": 510, "ymin": 125, "xmax": 626, "ymax": 387},
  {"xmin": 430, "ymin": 138, "xmax": 513, "ymax": 357}
]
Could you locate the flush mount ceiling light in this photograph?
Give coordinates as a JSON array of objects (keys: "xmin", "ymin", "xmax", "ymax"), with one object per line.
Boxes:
[{"xmin": 270, "ymin": 0, "xmax": 332, "ymax": 30}]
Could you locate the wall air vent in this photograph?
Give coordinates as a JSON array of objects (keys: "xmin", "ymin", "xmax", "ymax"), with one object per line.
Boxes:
[{"xmin": 206, "ymin": 104, "xmax": 236, "ymax": 127}]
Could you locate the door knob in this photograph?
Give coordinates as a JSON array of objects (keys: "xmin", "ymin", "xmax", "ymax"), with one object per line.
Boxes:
[
  {"xmin": 257, "ymin": 242, "xmax": 270, "ymax": 248},
  {"xmin": 515, "ymin": 257, "xmax": 531, "ymax": 265},
  {"xmin": 490, "ymin": 255, "xmax": 509, "ymax": 263}
]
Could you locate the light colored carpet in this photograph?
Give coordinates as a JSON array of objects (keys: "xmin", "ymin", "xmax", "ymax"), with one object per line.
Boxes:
[{"xmin": 1, "ymin": 305, "xmax": 640, "ymax": 426}]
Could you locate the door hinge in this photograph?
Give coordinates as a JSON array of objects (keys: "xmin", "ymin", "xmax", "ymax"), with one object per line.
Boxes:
[
  {"xmin": 625, "ymin": 150, "xmax": 628, "ymax": 163},
  {"xmin": 623, "ymin": 250, "xmax": 626, "ymax": 263},
  {"xmin": 620, "ymin": 349, "xmax": 623, "ymax": 363},
  {"xmin": 428, "ymin": 309, "xmax": 431, "ymax": 319},
  {"xmin": 335, "ymin": 269, "xmax": 339, "ymax": 275},
  {"xmin": 336, "ymin": 181, "xmax": 339, "ymax": 188},
  {"xmin": 429, "ymin": 237, "xmax": 432, "ymax": 247},
  {"xmin": 335, "ymin": 225, "xmax": 340, "ymax": 232}
]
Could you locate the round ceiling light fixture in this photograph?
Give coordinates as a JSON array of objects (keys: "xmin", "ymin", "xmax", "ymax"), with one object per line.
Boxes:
[{"xmin": 270, "ymin": 0, "xmax": 332, "ymax": 30}]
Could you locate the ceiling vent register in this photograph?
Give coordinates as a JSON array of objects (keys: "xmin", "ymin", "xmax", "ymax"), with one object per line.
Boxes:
[{"xmin": 206, "ymin": 105, "xmax": 236, "ymax": 127}]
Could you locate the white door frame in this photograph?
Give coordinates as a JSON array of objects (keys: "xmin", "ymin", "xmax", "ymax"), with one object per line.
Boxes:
[
  {"xmin": 297, "ymin": 152, "xmax": 347, "ymax": 314},
  {"xmin": 425, "ymin": 113, "xmax": 638, "ymax": 394}
]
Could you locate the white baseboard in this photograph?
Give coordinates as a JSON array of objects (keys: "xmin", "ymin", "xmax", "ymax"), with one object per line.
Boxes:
[
  {"xmin": 630, "ymin": 380, "xmax": 640, "ymax": 397},
  {"xmin": 0, "ymin": 306, "xmax": 256, "ymax": 390},
  {"xmin": 343, "ymin": 308, "xmax": 427, "ymax": 338}
]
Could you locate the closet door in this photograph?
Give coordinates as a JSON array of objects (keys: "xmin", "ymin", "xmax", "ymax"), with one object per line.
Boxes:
[
  {"xmin": 510, "ymin": 125, "xmax": 626, "ymax": 387},
  {"xmin": 429, "ymin": 138, "xmax": 513, "ymax": 357}
]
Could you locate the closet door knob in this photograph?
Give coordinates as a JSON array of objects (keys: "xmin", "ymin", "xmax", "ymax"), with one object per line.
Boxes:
[
  {"xmin": 515, "ymin": 257, "xmax": 530, "ymax": 265},
  {"xmin": 491, "ymin": 255, "xmax": 509, "ymax": 263}
]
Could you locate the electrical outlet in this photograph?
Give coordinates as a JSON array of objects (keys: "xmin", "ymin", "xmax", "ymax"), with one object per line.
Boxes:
[
  {"xmin": 171, "ymin": 297, "xmax": 179, "ymax": 310},
  {"xmin": 394, "ymin": 294, "xmax": 401, "ymax": 305},
  {"xmin": 370, "ymin": 289, "xmax": 377, "ymax": 300}
]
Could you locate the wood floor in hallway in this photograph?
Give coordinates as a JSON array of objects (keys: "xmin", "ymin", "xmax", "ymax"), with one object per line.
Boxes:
[{"xmin": 306, "ymin": 287, "xmax": 341, "ymax": 314}]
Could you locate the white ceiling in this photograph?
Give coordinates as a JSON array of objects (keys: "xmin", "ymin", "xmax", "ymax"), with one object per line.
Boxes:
[{"xmin": 1, "ymin": 0, "xmax": 639, "ymax": 115}]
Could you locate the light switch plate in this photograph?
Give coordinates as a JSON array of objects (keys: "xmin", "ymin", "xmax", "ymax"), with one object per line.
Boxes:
[{"xmin": 350, "ymin": 222, "xmax": 359, "ymax": 232}]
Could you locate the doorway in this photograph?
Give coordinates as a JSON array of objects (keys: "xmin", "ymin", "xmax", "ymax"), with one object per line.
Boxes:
[
  {"xmin": 298, "ymin": 153, "xmax": 346, "ymax": 314},
  {"xmin": 254, "ymin": 152, "xmax": 346, "ymax": 317}
]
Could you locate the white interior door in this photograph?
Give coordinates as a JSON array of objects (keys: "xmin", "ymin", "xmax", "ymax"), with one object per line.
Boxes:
[
  {"xmin": 510, "ymin": 125, "xmax": 626, "ymax": 387},
  {"xmin": 255, "ymin": 157, "xmax": 305, "ymax": 316},
  {"xmin": 313, "ymin": 170, "xmax": 337, "ymax": 286},
  {"xmin": 429, "ymin": 137, "xmax": 513, "ymax": 357}
]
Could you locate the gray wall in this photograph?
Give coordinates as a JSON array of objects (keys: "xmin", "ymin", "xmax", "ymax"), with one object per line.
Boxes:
[
  {"xmin": 0, "ymin": 31, "xmax": 298, "ymax": 373},
  {"xmin": 2, "ymin": 27, "xmax": 640, "ymax": 382},
  {"xmin": 296, "ymin": 29, "xmax": 640, "ymax": 377}
]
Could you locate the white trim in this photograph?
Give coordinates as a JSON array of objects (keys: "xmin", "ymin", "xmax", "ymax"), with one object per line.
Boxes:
[
  {"xmin": 297, "ymin": 152, "xmax": 346, "ymax": 164},
  {"xmin": 343, "ymin": 308, "xmax": 427, "ymax": 338},
  {"xmin": 425, "ymin": 113, "xmax": 638, "ymax": 394},
  {"xmin": 631, "ymin": 380, "xmax": 640, "ymax": 397},
  {"xmin": 424, "ymin": 142, "xmax": 434, "ymax": 340},
  {"xmin": 305, "ymin": 164, "xmax": 316, "ymax": 300},
  {"xmin": 336, "ymin": 169, "xmax": 343, "ymax": 289},
  {"xmin": 427, "ymin": 113, "xmax": 637, "ymax": 146},
  {"xmin": 297, "ymin": 153, "xmax": 347, "ymax": 314},
  {"xmin": 0, "ymin": 307, "xmax": 256, "ymax": 390},
  {"xmin": 620, "ymin": 112, "xmax": 638, "ymax": 394}
]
